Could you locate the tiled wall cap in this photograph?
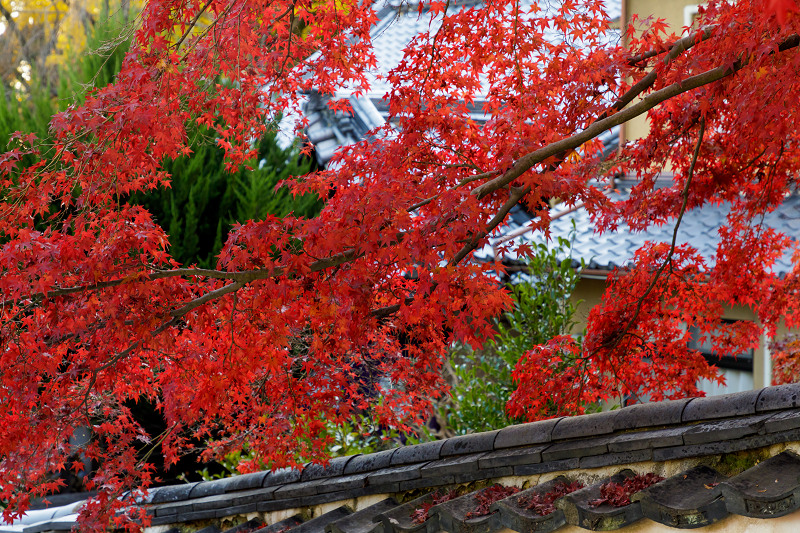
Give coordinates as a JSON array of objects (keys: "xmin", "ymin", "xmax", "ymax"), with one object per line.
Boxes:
[
  {"xmin": 494, "ymin": 417, "xmax": 562, "ymax": 449},
  {"xmin": 478, "ymin": 444, "xmax": 547, "ymax": 469},
  {"xmin": 189, "ymin": 477, "xmax": 235, "ymax": 499},
  {"xmin": 550, "ymin": 410, "xmax": 618, "ymax": 441},
  {"xmin": 440, "ymin": 430, "xmax": 498, "ymax": 456},
  {"xmin": 613, "ymin": 398, "xmax": 691, "ymax": 431},
  {"xmin": 301, "ymin": 456, "xmax": 354, "ymax": 481},
  {"xmin": 764, "ymin": 409, "xmax": 800, "ymax": 433},
  {"xmin": 222, "ymin": 471, "xmax": 270, "ymax": 493},
  {"xmin": 367, "ymin": 463, "xmax": 427, "ymax": 485},
  {"xmin": 274, "ymin": 479, "xmax": 327, "ymax": 500},
  {"xmin": 316, "ymin": 473, "xmax": 369, "ymax": 494},
  {"xmin": 421, "ymin": 453, "xmax": 486, "ymax": 478},
  {"xmin": 606, "ymin": 426, "xmax": 688, "ymax": 453},
  {"xmin": 148, "ymin": 482, "xmax": 199, "ymax": 504},
  {"xmin": 682, "ymin": 413, "xmax": 772, "ymax": 445},
  {"xmin": 390, "ymin": 440, "xmax": 444, "ymax": 466},
  {"xmin": 541, "ymin": 436, "xmax": 611, "ymax": 462},
  {"xmin": 682, "ymin": 389, "xmax": 761, "ymax": 422},
  {"xmin": 343, "ymin": 449, "xmax": 394, "ymax": 475},
  {"xmin": 756, "ymin": 383, "xmax": 800, "ymax": 412},
  {"xmin": 263, "ymin": 467, "xmax": 302, "ymax": 487}
]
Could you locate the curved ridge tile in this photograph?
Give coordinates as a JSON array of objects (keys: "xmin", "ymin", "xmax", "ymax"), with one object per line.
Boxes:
[
  {"xmin": 494, "ymin": 418, "xmax": 561, "ymax": 449},
  {"xmin": 556, "ymin": 470, "xmax": 643, "ymax": 531},
  {"xmin": 756, "ymin": 383, "xmax": 800, "ymax": 412},
  {"xmin": 634, "ymin": 465, "xmax": 727, "ymax": 529},
  {"xmin": 720, "ymin": 450, "xmax": 800, "ymax": 518},
  {"xmin": 491, "ymin": 476, "xmax": 571, "ymax": 533}
]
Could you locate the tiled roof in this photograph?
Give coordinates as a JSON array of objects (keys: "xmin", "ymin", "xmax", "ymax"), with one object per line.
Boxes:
[
  {"xmin": 11, "ymin": 384, "xmax": 800, "ymax": 532},
  {"xmin": 302, "ymin": 92, "xmax": 386, "ymax": 167},
  {"xmin": 365, "ymin": 0, "xmax": 621, "ymax": 102},
  {"xmin": 301, "ymin": 0, "xmax": 622, "ymax": 167},
  {"xmin": 496, "ymin": 179, "xmax": 800, "ymax": 276}
]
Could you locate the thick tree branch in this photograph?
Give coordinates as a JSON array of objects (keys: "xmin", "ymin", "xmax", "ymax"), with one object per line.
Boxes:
[
  {"xmin": 407, "ymin": 25, "xmax": 717, "ymax": 212},
  {"xmin": 20, "ymin": 249, "xmax": 361, "ymax": 302},
  {"xmin": 471, "ymin": 33, "xmax": 799, "ymax": 200},
  {"xmin": 449, "ymin": 185, "xmax": 530, "ymax": 266}
]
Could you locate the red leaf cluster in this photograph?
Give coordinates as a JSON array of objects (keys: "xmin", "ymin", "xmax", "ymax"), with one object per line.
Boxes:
[
  {"xmin": 2, "ymin": 0, "xmax": 800, "ymax": 529},
  {"xmin": 411, "ymin": 490, "xmax": 460, "ymax": 524},
  {"xmin": 589, "ymin": 474, "xmax": 664, "ymax": 508},
  {"xmin": 518, "ymin": 481, "xmax": 584, "ymax": 516},
  {"xmin": 464, "ymin": 484, "xmax": 521, "ymax": 520},
  {"xmin": 771, "ymin": 334, "xmax": 800, "ymax": 385}
]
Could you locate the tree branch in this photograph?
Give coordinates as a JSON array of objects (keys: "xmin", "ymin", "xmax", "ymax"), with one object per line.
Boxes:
[
  {"xmin": 602, "ymin": 117, "xmax": 706, "ymax": 351},
  {"xmin": 471, "ymin": 32, "xmax": 799, "ymax": 200}
]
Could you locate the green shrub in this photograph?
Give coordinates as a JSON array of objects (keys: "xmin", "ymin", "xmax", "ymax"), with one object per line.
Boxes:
[{"xmin": 444, "ymin": 233, "xmax": 583, "ymax": 435}]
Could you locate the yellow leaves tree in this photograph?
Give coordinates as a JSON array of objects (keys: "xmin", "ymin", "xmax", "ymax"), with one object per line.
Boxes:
[{"xmin": 0, "ymin": 0, "xmax": 140, "ymax": 94}]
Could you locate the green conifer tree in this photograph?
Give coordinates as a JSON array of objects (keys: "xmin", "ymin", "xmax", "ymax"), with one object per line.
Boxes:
[{"xmin": 1, "ymin": 11, "xmax": 321, "ymax": 269}]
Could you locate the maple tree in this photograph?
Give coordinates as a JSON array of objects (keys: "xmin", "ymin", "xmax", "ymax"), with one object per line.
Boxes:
[{"xmin": 2, "ymin": 0, "xmax": 800, "ymax": 529}]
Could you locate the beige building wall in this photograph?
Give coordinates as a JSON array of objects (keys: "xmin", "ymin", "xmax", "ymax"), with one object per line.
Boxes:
[{"xmin": 623, "ymin": 0, "xmax": 701, "ymax": 143}]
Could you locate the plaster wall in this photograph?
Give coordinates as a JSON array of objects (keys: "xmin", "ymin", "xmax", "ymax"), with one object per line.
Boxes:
[{"xmin": 623, "ymin": 0, "xmax": 700, "ymax": 144}]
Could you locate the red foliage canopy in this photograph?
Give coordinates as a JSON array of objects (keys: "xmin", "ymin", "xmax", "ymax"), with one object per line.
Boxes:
[{"xmin": 1, "ymin": 0, "xmax": 800, "ymax": 529}]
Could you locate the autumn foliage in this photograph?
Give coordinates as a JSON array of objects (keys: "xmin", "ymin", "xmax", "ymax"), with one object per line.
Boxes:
[
  {"xmin": 589, "ymin": 473, "xmax": 664, "ymax": 508},
  {"xmin": 519, "ymin": 480, "xmax": 584, "ymax": 516},
  {"xmin": 2, "ymin": 0, "xmax": 800, "ymax": 529}
]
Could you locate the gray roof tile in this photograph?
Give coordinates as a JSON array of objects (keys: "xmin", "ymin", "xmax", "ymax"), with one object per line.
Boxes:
[
  {"xmin": 343, "ymin": 450, "xmax": 394, "ymax": 475},
  {"xmin": 720, "ymin": 451, "xmax": 800, "ymax": 518},
  {"xmin": 756, "ymin": 383, "xmax": 800, "ymax": 412},
  {"xmin": 391, "ymin": 440, "xmax": 444, "ymax": 465},
  {"xmin": 440, "ymin": 431, "xmax": 498, "ymax": 456},
  {"xmin": 302, "ymin": 456, "xmax": 354, "ymax": 481},
  {"xmin": 551, "ymin": 410, "xmax": 618, "ymax": 441},
  {"xmin": 613, "ymin": 398, "xmax": 691, "ymax": 431},
  {"xmin": 510, "ymin": 188, "xmax": 800, "ymax": 276},
  {"xmin": 477, "ymin": 445, "xmax": 547, "ymax": 469},
  {"xmin": 682, "ymin": 389, "xmax": 760, "ymax": 422},
  {"xmin": 635, "ymin": 465, "xmax": 728, "ymax": 528},
  {"xmin": 494, "ymin": 418, "xmax": 562, "ymax": 448},
  {"xmin": 682, "ymin": 413, "xmax": 772, "ymax": 445},
  {"xmin": 557, "ymin": 470, "xmax": 644, "ymax": 530}
]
